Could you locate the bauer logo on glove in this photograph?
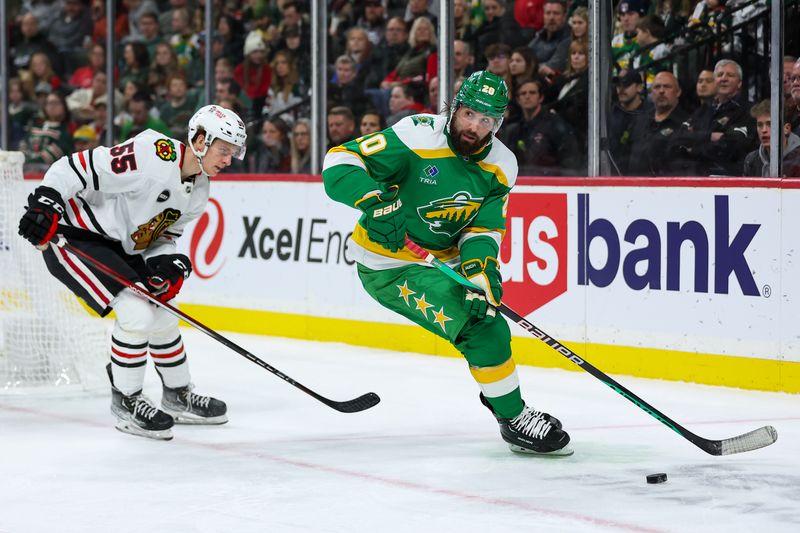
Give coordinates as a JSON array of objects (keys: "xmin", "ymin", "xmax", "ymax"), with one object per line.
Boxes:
[
  {"xmin": 356, "ymin": 185, "xmax": 407, "ymax": 253},
  {"xmin": 373, "ymin": 198, "xmax": 402, "ymax": 218},
  {"xmin": 461, "ymin": 256, "xmax": 503, "ymax": 320}
]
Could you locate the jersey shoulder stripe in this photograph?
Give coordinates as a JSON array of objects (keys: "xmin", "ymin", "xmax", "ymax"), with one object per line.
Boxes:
[
  {"xmin": 324, "ymin": 146, "xmax": 367, "ymax": 171},
  {"xmin": 87, "ymin": 148, "xmax": 100, "ymax": 190},
  {"xmin": 76, "ymin": 196, "xmax": 108, "ymax": 236},
  {"xmin": 479, "ymin": 138, "xmax": 518, "ymax": 188},
  {"xmin": 392, "ymin": 114, "xmax": 455, "ymax": 159},
  {"xmin": 66, "ymin": 197, "xmax": 93, "ymax": 232},
  {"xmin": 66, "ymin": 154, "xmax": 88, "ymax": 189}
]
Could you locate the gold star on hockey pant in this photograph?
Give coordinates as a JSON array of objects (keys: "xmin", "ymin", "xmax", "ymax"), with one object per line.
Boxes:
[
  {"xmin": 414, "ymin": 293, "xmax": 434, "ymax": 319},
  {"xmin": 432, "ymin": 306, "xmax": 452, "ymax": 332},
  {"xmin": 397, "ymin": 280, "xmax": 416, "ymax": 305}
]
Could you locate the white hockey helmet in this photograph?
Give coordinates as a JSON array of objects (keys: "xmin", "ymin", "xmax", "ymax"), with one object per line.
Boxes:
[{"xmin": 188, "ymin": 105, "xmax": 247, "ymax": 160}]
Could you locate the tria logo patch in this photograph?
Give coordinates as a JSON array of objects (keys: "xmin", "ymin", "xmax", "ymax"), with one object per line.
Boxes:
[
  {"xmin": 157, "ymin": 190, "xmax": 170, "ymax": 202},
  {"xmin": 419, "ymin": 165, "xmax": 439, "ymax": 184},
  {"xmin": 417, "ymin": 192, "xmax": 482, "ymax": 236}
]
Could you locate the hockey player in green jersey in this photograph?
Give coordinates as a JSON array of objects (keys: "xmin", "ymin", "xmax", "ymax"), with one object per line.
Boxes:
[{"xmin": 322, "ymin": 71, "xmax": 572, "ymax": 456}]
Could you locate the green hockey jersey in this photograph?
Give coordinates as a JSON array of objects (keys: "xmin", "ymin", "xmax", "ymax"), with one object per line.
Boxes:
[{"xmin": 322, "ymin": 113, "xmax": 518, "ymax": 270}]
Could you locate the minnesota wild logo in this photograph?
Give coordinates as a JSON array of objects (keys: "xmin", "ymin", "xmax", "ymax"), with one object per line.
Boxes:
[
  {"xmin": 417, "ymin": 192, "xmax": 483, "ymax": 236},
  {"xmin": 411, "ymin": 115, "xmax": 435, "ymax": 129}
]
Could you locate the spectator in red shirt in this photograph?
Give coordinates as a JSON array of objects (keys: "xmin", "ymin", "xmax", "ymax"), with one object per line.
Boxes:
[
  {"xmin": 386, "ymin": 84, "xmax": 425, "ymax": 126},
  {"xmin": 515, "ymin": 0, "xmax": 545, "ymax": 31},
  {"xmin": 69, "ymin": 43, "xmax": 108, "ymax": 90},
  {"xmin": 234, "ymin": 32, "xmax": 272, "ymax": 120},
  {"xmin": 90, "ymin": 0, "xmax": 129, "ymax": 44}
]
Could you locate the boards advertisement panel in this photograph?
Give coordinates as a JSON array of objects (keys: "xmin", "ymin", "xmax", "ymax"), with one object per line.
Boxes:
[{"xmin": 177, "ymin": 178, "xmax": 798, "ymax": 367}]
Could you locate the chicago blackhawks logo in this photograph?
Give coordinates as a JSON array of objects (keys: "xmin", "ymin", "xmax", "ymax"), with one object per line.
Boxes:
[
  {"xmin": 131, "ymin": 208, "xmax": 181, "ymax": 250},
  {"xmin": 417, "ymin": 192, "xmax": 483, "ymax": 236},
  {"xmin": 154, "ymin": 139, "xmax": 177, "ymax": 162}
]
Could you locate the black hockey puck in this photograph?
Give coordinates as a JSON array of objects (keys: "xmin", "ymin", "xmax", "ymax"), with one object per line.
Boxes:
[{"xmin": 646, "ymin": 473, "xmax": 668, "ymax": 484}]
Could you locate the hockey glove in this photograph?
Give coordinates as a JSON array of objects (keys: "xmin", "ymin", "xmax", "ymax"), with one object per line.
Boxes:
[
  {"xmin": 461, "ymin": 257, "xmax": 503, "ymax": 319},
  {"xmin": 145, "ymin": 254, "xmax": 192, "ymax": 302},
  {"xmin": 18, "ymin": 186, "xmax": 66, "ymax": 247},
  {"xmin": 460, "ymin": 237, "xmax": 503, "ymax": 320},
  {"xmin": 356, "ymin": 185, "xmax": 407, "ymax": 253}
]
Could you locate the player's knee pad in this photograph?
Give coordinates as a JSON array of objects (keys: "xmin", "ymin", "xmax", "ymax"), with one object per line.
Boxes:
[
  {"xmin": 455, "ymin": 315, "xmax": 512, "ymax": 367},
  {"xmin": 112, "ymin": 288, "xmax": 157, "ymax": 334},
  {"xmin": 150, "ymin": 304, "xmax": 180, "ymax": 336}
]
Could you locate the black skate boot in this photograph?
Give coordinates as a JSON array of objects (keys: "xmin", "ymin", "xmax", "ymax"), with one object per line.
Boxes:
[
  {"xmin": 161, "ymin": 383, "xmax": 228, "ymax": 425},
  {"xmin": 480, "ymin": 393, "xmax": 573, "ymax": 456},
  {"xmin": 107, "ymin": 364, "xmax": 174, "ymax": 441}
]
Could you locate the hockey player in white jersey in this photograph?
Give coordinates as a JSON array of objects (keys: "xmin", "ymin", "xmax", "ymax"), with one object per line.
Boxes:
[{"xmin": 17, "ymin": 105, "xmax": 247, "ymax": 440}]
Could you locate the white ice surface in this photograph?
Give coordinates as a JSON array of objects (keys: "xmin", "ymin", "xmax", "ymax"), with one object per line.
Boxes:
[{"xmin": 1, "ymin": 329, "xmax": 798, "ymax": 533}]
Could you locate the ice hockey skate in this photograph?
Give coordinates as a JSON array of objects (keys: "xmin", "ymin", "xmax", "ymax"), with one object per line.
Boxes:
[
  {"xmin": 480, "ymin": 393, "xmax": 573, "ymax": 456},
  {"xmin": 107, "ymin": 363, "xmax": 174, "ymax": 440},
  {"xmin": 161, "ymin": 384, "xmax": 228, "ymax": 425}
]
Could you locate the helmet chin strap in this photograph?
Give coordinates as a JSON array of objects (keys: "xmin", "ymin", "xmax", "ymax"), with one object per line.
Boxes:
[
  {"xmin": 197, "ymin": 155, "xmax": 212, "ymax": 176},
  {"xmin": 189, "ymin": 140, "xmax": 212, "ymax": 175}
]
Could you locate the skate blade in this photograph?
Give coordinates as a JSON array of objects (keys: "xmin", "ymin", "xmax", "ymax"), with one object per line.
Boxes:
[
  {"xmin": 508, "ymin": 443, "xmax": 575, "ymax": 457},
  {"xmin": 162, "ymin": 409, "xmax": 229, "ymax": 425},
  {"xmin": 114, "ymin": 420, "xmax": 173, "ymax": 441}
]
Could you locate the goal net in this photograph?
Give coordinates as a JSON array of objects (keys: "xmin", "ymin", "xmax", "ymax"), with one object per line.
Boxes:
[{"xmin": 0, "ymin": 151, "xmax": 109, "ymax": 394}]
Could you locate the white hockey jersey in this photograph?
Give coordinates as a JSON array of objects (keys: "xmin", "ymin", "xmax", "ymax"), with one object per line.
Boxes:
[{"xmin": 41, "ymin": 129, "xmax": 207, "ymax": 258}]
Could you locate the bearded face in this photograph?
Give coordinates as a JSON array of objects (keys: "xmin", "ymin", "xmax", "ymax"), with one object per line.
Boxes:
[{"xmin": 449, "ymin": 106, "xmax": 495, "ymax": 156}]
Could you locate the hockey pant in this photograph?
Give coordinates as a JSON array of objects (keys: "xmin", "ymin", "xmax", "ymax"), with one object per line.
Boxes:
[
  {"xmin": 40, "ymin": 229, "xmax": 191, "ymax": 395},
  {"xmin": 357, "ymin": 263, "xmax": 524, "ymax": 418}
]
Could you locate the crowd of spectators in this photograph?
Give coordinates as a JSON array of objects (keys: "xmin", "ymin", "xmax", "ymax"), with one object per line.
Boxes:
[{"xmin": 4, "ymin": 0, "xmax": 799, "ymax": 176}]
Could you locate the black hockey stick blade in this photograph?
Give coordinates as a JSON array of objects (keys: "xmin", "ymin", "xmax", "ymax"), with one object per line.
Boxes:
[
  {"xmin": 321, "ymin": 392, "xmax": 382, "ymax": 413},
  {"xmin": 54, "ymin": 237, "xmax": 380, "ymax": 414},
  {"xmin": 404, "ymin": 238, "xmax": 779, "ymax": 456}
]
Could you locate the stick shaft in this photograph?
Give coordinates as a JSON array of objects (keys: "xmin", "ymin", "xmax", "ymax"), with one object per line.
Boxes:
[
  {"xmin": 404, "ymin": 237, "xmax": 776, "ymax": 455},
  {"xmin": 55, "ymin": 238, "xmax": 379, "ymax": 413}
]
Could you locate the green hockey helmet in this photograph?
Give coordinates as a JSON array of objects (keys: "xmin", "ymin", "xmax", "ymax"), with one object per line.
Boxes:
[{"xmin": 451, "ymin": 70, "xmax": 509, "ymax": 131}]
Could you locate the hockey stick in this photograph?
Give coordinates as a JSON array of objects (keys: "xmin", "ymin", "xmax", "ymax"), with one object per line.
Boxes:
[
  {"xmin": 404, "ymin": 237, "xmax": 778, "ymax": 456},
  {"xmin": 52, "ymin": 237, "xmax": 380, "ymax": 414}
]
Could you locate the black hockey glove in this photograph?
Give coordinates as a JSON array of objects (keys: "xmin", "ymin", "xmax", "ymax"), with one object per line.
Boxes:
[
  {"xmin": 18, "ymin": 186, "xmax": 65, "ymax": 247},
  {"xmin": 356, "ymin": 186, "xmax": 406, "ymax": 253},
  {"xmin": 146, "ymin": 254, "xmax": 192, "ymax": 303}
]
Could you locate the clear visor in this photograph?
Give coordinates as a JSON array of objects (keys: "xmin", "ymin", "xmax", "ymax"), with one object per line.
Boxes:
[{"xmin": 208, "ymin": 140, "xmax": 246, "ymax": 160}]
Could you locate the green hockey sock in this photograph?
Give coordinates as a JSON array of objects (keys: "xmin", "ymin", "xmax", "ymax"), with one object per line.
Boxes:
[{"xmin": 469, "ymin": 358, "xmax": 524, "ymax": 418}]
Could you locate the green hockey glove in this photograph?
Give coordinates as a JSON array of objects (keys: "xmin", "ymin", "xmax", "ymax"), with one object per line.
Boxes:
[
  {"xmin": 460, "ymin": 236, "xmax": 503, "ymax": 319},
  {"xmin": 356, "ymin": 186, "xmax": 406, "ymax": 253},
  {"xmin": 461, "ymin": 256, "xmax": 503, "ymax": 319}
]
